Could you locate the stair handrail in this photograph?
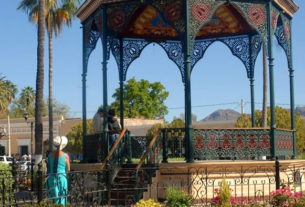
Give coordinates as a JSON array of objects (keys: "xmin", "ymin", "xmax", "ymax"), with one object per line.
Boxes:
[
  {"xmin": 136, "ymin": 130, "xmax": 161, "ymax": 171},
  {"xmin": 100, "ymin": 128, "xmax": 127, "ymax": 170},
  {"xmin": 134, "ymin": 130, "xmax": 162, "ymax": 202}
]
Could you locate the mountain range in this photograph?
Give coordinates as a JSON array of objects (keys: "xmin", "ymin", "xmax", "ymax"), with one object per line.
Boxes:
[{"xmin": 202, "ymin": 109, "xmax": 240, "ymax": 122}]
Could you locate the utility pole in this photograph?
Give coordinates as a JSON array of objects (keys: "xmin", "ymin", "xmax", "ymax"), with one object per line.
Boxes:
[{"xmin": 241, "ymin": 99, "xmax": 245, "ymax": 114}]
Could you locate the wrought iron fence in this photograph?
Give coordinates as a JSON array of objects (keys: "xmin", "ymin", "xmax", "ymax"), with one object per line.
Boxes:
[
  {"xmin": 0, "ymin": 166, "xmax": 109, "ymax": 206},
  {"xmin": 128, "ymin": 161, "xmax": 305, "ymax": 206},
  {"xmin": 1, "ymin": 160, "xmax": 305, "ymax": 206},
  {"xmin": 131, "ymin": 136, "xmax": 147, "ymax": 159}
]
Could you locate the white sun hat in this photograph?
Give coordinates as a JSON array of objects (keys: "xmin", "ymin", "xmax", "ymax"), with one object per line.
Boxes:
[{"xmin": 53, "ymin": 136, "xmax": 68, "ymax": 150}]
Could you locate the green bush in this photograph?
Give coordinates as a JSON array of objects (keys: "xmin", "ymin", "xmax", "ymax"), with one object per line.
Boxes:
[
  {"xmin": 0, "ymin": 163, "xmax": 15, "ymax": 204},
  {"xmin": 24, "ymin": 201, "xmax": 73, "ymax": 207},
  {"xmin": 166, "ymin": 187, "xmax": 193, "ymax": 207}
]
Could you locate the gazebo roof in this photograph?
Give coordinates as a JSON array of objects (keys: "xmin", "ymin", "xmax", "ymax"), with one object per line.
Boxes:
[{"xmin": 76, "ymin": 0, "xmax": 299, "ymax": 24}]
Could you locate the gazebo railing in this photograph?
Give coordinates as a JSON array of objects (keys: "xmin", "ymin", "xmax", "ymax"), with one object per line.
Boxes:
[
  {"xmin": 160, "ymin": 128, "xmax": 294, "ymax": 161},
  {"xmin": 275, "ymin": 129, "xmax": 294, "ymax": 157}
]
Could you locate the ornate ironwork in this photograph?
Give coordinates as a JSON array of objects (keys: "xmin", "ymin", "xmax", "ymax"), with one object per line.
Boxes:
[
  {"xmin": 158, "ymin": 41, "xmax": 185, "ymax": 82},
  {"xmin": 131, "ymin": 136, "xmax": 147, "ymax": 159},
  {"xmin": 274, "ymin": 17, "xmax": 292, "ymax": 68},
  {"xmin": 188, "ymin": 0, "xmax": 224, "ymax": 42},
  {"xmin": 162, "ymin": 128, "xmax": 185, "ymax": 159},
  {"xmin": 250, "ymin": 34, "xmax": 263, "ymax": 79},
  {"xmin": 275, "ymin": 129, "xmax": 294, "ymax": 157},
  {"xmin": 191, "ymin": 39, "xmax": 214, "ymax": 70},
  {"xmin": 193, "ymin": 129, "xmax": 271, "ymax": 160},
  {"xmin": 220, "ymin": 35, "xmax": 251, "ymax": 78},
  {"xmin": 121, "ymin": 39, "xmax": 150, "ymax": 81},
  {"xmin": 233, "ymin": 2, "xmax": 268, "ymax": 43},
  {"xmin": 84, "ymin": 26, "xmax": 100, "ymax": 73}
]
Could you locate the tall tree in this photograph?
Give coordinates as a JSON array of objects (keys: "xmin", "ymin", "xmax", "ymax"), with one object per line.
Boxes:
[
  {"xmin": 37, "ymin": 0, "xmax": 45, "ymax": 155},
  {"xmin": 0, "ymin": 77, "xmax": 18, "ymax": 114},
  {"xmin": 18, "ymin": 0, "xmax": 78, "ymax": 153},
  {"xmin": 262, "ymin": 45, "xmax": 268, "ymax": 127},
  {"xmin": 20, "ymin": 86, "xmax": 36, "ymax": 114},
  {"xmin": 110, "ymin": 78, "xmax": 169, "ymax": 119}
]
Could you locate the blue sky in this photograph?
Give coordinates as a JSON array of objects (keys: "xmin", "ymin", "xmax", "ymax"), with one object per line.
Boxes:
[{"xmin": 1, "ymin": 1, "xmax": 304, "ymax": 122}]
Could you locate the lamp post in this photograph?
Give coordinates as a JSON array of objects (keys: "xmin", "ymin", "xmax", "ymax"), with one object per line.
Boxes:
[{"xmin": 24, "ymin": 113, "xmax": 34, "ymax": 155}]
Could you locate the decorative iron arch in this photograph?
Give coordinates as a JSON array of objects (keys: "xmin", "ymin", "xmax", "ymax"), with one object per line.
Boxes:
[
  {"xmin": 190, "ymin": 34, "xmax": 262, "ymax": 80},
  {"xmin": 83, "ymin": 20, "xmax": 100, "ymax": 74},
  {"xmin": 110, "ymin": 38, "xmax": 187, "ymax": 82},
  {"xmin": 274, "ymin": 15, "xmax": 292, "ymax": 69}
]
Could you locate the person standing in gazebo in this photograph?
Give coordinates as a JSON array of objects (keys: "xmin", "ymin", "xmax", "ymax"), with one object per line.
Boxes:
[{"xmin": 93, "ymin": 107, "xmax": 104, "ymax": 134}]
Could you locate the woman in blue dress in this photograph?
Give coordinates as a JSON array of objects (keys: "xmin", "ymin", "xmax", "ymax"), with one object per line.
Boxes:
[{"xmin": 47, "ymin": 136, "xmax": 70, "ymax": 206}]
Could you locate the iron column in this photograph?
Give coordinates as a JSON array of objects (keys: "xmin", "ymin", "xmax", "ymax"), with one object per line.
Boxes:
[
  {"xmin": 119, "ymin": 38, "xmax": 124, "ymax": 129},
  {"xmin": 82, "ymin": 24, "xmax": 88, "ymax": 159},
  {"xmin": 183, "ymin": 0, "xmax": 194, "ymax": 163},
  {"xmin": 102, "ymin": 5, "xmax": 109, "ymax": 155},
  {"xmin": 267, "ymin": 2, "xmax": 276, "ymax": 159},
  {"xmin": 288, "ymin": 21, "xmax": 296, "ymax": 159}
]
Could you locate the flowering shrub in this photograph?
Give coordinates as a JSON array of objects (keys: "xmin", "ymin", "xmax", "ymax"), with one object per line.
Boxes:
[
  {"xmin": 132, "ymin": 199, "xmax": 162, "ymax": 207},
  {"xmin": 270, "ymin": 186, "xmax": 295, "ymax": 206},
  {"xmin": 166, "ymin": 187, "xmax": 193, "ymax": 207},
  {"xmin": 211, "ymin": 178, "xmax": 235, "ymax": 207},
  {"xmin": 211, "ymin": 178, "xmax": 264, "ymax": 207},
  {"xmin": 269, "ymin": 186, "xmax": 305, "ymax": 207}
]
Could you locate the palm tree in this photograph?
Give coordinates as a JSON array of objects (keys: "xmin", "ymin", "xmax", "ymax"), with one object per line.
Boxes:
[
  {"xmin": 0, "ymin": 76, "xmax": 18, "ymax": 113},
  {"xmin": 18, "ymin": 0, "xmax": 78, "ymax": 152},
  {"xmin": 262, "ymin": 45, "xmax": 268, "ymax": 127},
  {"xmin": 20, "ymin": 86, "xmax": 36, "ymax": 115}
]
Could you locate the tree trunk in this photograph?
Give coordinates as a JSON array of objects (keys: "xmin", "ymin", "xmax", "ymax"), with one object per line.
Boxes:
[
  {"xmin": 262, "ymin": 44, "xmax": 268, "ymax": 127},
  {"xmin": 35, "ymin": 0, "xmax": 45, "ymax": 155},
  {"xmin": 48, "ymin": 30, "xmax": 54, "ymax": 153}
]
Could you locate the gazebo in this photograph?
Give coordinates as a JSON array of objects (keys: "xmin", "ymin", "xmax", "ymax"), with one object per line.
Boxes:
[{"xmin": 76, "ymin": 0, "xmax": 299, "ymax": 164}]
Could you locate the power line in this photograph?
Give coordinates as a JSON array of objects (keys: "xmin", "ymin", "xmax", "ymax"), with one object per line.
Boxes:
[{"xmin": 67, "ymin": 101, "xmax": 305, "ymax": 115}]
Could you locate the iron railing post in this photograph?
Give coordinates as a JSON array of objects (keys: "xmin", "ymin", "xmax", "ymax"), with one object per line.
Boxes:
[
  {"xmin": 275, "ymin": 158, "xmax": 280, "ymax": 189},
  {"xmin": 127, "ymin": 130, "xmax": 132, "ymax": 163},
  {"xmin": 37, "ymin": 164, "xmax": 43, "ymax": 203},
  {"xmin": 12, "ymin": 158, "xmax": 17, "ymax": 190},
  {"xmin": 31, "ymin": 160, "xmax": 34, "ymax": 191},
  {"xmin": 162, "ymin": 129, "xmax": 168, "ymax": 163}
]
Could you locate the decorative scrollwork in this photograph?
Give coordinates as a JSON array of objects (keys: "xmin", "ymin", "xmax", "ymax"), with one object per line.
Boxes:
[
  {"xmin": 220, "ymin": 35, "xmax": 250, "ymax": 77},
  {"xmin": 122, "ymin": 39, "xmax": 150, "ymax": 81},
  {"xmin": 158, "ymin": 41, "xmax": 185, "ymax": 82},
  {"xmin": 188, "ymin": 0, "xmax": 224, "ymax": 42},
  {"xmin": 249, "ymin": 34, "xmax": 262, "ymax": 79},
  {"xmin": 275, "ymin": 129, "xmax": 294, "ymax": 157},
  {"xmin": 84, "ymin": 28, "xmax": 100, "ymax": 73},
  {"xmin": 191, "ymin": 39, "xmax": 214, "ymax": 71},
  {"xmin": 234, "ymin": 2, "xmax": 267, "ymax": 43},
  {"xmin": 193, "ymin": 128, "xmax": 271, "ymax": 160},
  {"xmin": 274, "ymin": 21, "xmax": 292, "ymax": 68}
]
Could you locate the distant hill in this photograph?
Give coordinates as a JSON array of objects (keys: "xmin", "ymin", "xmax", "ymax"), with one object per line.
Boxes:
[
  {"xmin": 296, "ymin": 107, "xmax": 305, "ymax": 120},
  {"xmin": 202, "ymin": 109, "xmax": 240, "ymax": 122},
  {"xmin": 296, "ymin": 107, "xmax": 305, "ymax": 115}
]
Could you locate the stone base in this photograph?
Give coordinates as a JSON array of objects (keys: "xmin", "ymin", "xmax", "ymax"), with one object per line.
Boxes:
[{"xmin": 143, "ymin": 160, "xmax": 305, "ymax": 203}]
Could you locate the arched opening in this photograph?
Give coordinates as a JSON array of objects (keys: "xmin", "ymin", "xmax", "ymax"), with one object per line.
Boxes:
[{"xmin": 191, "ymin": 42, "xmax": 250, "ymax": 121}]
